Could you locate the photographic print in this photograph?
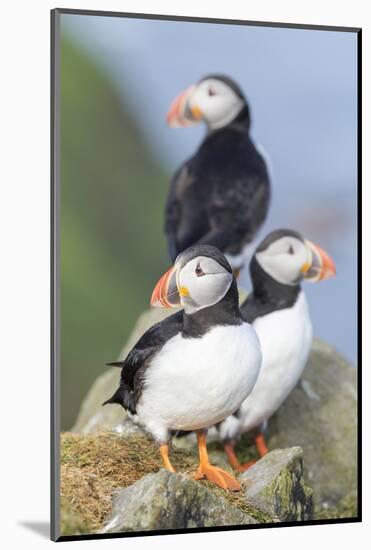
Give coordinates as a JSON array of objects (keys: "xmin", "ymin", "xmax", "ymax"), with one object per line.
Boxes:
[{"xmin": 51, "ymin": 8, "xmax": 360, "ymax": 541}]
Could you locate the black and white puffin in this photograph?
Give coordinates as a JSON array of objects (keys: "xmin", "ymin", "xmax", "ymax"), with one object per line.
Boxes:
[
  {"xmin": 217, "ymin": 229, "xmax": 336, "ymax": 472},
  {"xmin": 104, "ymin": 245, "xmax": 262, "ymax": 490},
  {"xmin": 165, "ymin": 75, "xmax": 271, "ymax": 272}
]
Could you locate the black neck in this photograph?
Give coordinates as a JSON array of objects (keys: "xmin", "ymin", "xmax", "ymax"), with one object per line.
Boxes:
[
  {"xmin": 182, "ymin": 279, "xmax": 242, "ymax": 338},
  {"xmin": 250, "ymin": 256, "xmax": 301, "ymax": 309},
  {"xmin": 231, "ymin": 104, "xmax": 251, "ymax": 130}
]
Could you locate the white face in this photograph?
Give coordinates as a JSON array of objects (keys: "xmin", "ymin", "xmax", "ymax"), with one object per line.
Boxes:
[
  {"xmin": 255, "ymin": 236, "xmax": 311, "ymax": 286},
  {"xmin": 190, "ymin": 78, "xmax": 245, "ymax": 130},
  {"xmin": 177, "ymin": 255, "xmax": 233, "ymax": 314}
]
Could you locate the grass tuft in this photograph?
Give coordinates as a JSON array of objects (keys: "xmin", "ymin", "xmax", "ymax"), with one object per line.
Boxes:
[{"xmin": 61, "ymin": 431, "xmax": 196, "ymax": 534}]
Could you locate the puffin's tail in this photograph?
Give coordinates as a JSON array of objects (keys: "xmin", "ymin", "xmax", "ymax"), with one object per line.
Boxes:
[
  {"xmin": 106, "ymin": 361, "xmax": 125, "ymax": 368},
  {"xmin": 102, "ymin": 361, "xmax": 125, "ymax": 407},
  {"xmin": 103, "ymin": 361, "xmax": 137, "ymax": 414},
  {"xmin": 102, "ymin": 387, "xmax": 124, "ymax": 407}
]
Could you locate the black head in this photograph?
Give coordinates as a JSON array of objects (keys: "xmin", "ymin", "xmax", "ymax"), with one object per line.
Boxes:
[
  {"xmin": 175, "ymin": 244, "xmax": 232, "ymax": 274},
  {"xmin": 199, "ymin": 74, "xmax": 246, "ymax": 102}
]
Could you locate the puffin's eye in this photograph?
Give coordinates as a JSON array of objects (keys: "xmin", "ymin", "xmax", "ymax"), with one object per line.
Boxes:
[
  {"xmin": 288, "ymin": 245, "xmax": 294, "ymax": 255},
  {"xmin": 208, "ymin": 87, "xmax": 216, "ymax": 97},
  {"xmin": 195, "ymin": 263, "xmax": 205, "ymax": 277}
]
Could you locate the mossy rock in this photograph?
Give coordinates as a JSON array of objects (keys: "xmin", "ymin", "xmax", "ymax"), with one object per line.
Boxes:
[
  {"xmin": 60, "ymin": 431, "xmax": 313, "ymax": 535},
  {"xmin": 242, "ymin": 447, "xmax": 313, "ymax": 521},
  {"xmin": 59, "ymin": 430, "xmax": 260, "ymax": 534},
  {"xmin": 315, "ymin": 491, "xmax": 358, "ymax": 520},
  {"xmin": 102, "ymin": 470, "xmax": 256, "ymax": 533}
]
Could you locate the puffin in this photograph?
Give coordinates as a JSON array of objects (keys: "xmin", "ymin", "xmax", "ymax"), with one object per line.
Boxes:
[
  {"xmin": 165, "ymin": 75, "xmax": 271, "ymax": 273},
  {"xmin": 103, "ymin": 245, "xmax": 262, "ymax": 491},
  {"xmin": 217, "ymin": 229, "xmax": 336, "ymax": 472}
]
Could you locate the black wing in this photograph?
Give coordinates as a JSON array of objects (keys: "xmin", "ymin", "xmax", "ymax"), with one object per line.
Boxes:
[
  {"xmin": 199, "ymin": 159, "xmax": 270, "ymax": 255},
  {"xmin": 165, "ymin": 130, "xmax": 270, "ymax": 259},
  {"xmin": 103, "ymin": 310, "xmax": 183, "ymax": 414}
]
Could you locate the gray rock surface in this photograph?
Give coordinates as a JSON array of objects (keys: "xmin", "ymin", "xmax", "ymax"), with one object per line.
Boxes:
[
  {"xmin": 101, "ymin": 469, "xmax": 256, "ymax": 533},
  {"xmin": 242, "ymin": 447, "xmax": 313, "ymax": 521},
  {"xmin": 266, "ymin": 339, "xmax": 357, "ymax": 515},
  {"xmin": 72, "ymin": 308, "xmax": 357, "ymax": 518}
]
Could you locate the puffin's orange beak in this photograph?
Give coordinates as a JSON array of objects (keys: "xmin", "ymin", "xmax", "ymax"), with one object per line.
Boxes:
[
  {"xmin": 302, "ymin": 240, "xmax": 336, "ymax": 282},
  {"xmin": 150, "ymin": 266, "xmax": 181, "ymax": 308},
  {"xmin": 166, "ymin": 85, "xmax": 202, "ymax": 127}
]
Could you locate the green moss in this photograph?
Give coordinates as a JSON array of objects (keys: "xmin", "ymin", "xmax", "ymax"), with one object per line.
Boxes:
[
  {"xmin": 315, "ymin": 492, "xmax": 358, "ymax": 520},
  {"xmin": 247, "ymin": 451, "xmax": 313, "ymax": 521}
]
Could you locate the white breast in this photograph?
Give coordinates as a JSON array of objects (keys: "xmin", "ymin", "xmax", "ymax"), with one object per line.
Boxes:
[
  {"xmin": 136, "ymin": 322, "xmax": 262, "ymax": 442},
  {"xmin": 219, "ymin": 292, "xmax": 312, "ymax": 441}
]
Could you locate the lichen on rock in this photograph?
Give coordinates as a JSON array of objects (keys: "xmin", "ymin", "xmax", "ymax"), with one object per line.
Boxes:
[
  {"xmin": 102, "ymin": 470, "xmax": 256, "ymax": 533},
  {"xmin": 242, "ymin": 447, "xmax": 313, "ymax": 521}
]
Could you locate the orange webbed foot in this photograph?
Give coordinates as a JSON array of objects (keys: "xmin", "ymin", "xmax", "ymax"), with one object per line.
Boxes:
[
  {"xmin": 194, "ymin": 463, "xmax": 241, "ymax": 491},
  {"xmin": 195, "ymin": 430, "xmax": 241, "ymax": 491},
  {"xmin": 224, "ymin": 443, "xmax": 255, "ymax": 473}
]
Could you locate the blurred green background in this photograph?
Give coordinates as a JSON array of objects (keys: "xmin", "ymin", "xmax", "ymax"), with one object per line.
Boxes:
[{"xmin": 60, "ymin": 37, "xmax": 169, "ymax": 429}]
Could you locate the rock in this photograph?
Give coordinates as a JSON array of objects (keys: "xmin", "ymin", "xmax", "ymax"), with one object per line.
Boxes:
[
  {"xmin": 102, "ymin": 469, "xmax": 256, "ymax": 533},
  {"xmin": 315, "ymin": 490, "xmax": 358, "ymax": 520},
  {"xmin": 242, "ymin": 447, "xmax": 313, "ymax": 521},
  {"xmin": 72, "ymin": 309, "xmax": 357, "ymax": 517},
  {"xmin": 111, "ymin": 418, "xmax": 148, "ymax": 439},
  {"xmin": 266, "ymin": 339, "xmax": 357, "ymax": 516}
]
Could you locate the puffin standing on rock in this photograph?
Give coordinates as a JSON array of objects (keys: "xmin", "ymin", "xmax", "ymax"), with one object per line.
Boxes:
[
  {"xmin": 218, "ymin": 229, "xmax": 336, "ymax": 472},
  {"xmin": 103, "ymin": 245, "xmax": 262, "ymax": 491},
  {"xmin": 165, "ymin": 75, "xmax": 271, "ymax": 273}
]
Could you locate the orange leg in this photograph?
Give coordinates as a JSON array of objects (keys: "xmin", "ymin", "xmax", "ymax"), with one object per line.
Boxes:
[
  {"xmin": 159, "ymin": 443, "xmax": 175, "ymax": 472},
  {"xmin": 224, "ymin": 442, "xmax": 256, "ymax": 473},
  {"xmin": 194, "ymin": 431, "xmax": 241, "ymax": 491},
  {"xmin": 255, "ymin": 433, "xmax": 269, "ymax": 457}
]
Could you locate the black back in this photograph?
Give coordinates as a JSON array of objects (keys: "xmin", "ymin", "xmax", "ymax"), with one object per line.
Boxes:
[{"xmin": 165, "ymin": 108, "xmax": 270, "ymax": 261}]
